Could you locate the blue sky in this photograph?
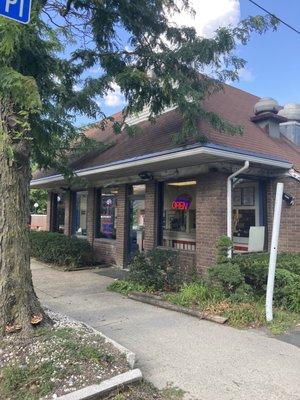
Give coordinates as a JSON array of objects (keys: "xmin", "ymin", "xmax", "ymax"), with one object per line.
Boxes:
[
  {"xmin": 75, "ymin": 0, "xmax": 300, "ymax": 126},
  {"xmin": 236, "ymin": 0, "xmax": 300, "ymax": 104}
]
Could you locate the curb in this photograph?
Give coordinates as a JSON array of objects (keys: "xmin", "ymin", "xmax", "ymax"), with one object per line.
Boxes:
[
  {"xmin": 57, "ymin": 369, "xmax": 142, "ymax": 400},
  {"xmin": 128, "ymin": 292, "xmax": 228, "ymax": 324},
  {"xmin": 31, "ymin": 258, "xmax": 97, "ymax": 272},
  {"xmin": 49, "ymin": 311, "xmax": 136, "ymax": 369},
  {"xmin": 88, "ymin": 325, "xmax": 136, "ymax": 369}
]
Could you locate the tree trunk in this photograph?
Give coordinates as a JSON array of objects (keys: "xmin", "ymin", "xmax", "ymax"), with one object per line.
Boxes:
[{"xmin": 0, "ymin": 110, "xmax": 50, "ymax": 335}]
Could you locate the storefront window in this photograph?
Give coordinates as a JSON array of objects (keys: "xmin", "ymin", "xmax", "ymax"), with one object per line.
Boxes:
[
  {"xmin": 74, "ymin": 191, "xmax": 88, "ymax": 236},
  {"xmin": 96, "ymin": 188, "xmax": 118, "ymax": 239},
  {"xmin": 159, "ymin": 180, "xmax": 196, "ymax": 251}
]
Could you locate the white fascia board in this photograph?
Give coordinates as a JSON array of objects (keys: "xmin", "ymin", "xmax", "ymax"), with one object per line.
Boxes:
[
  {"xmin": 31, "ymin": 146, "xmax": 293, "ymax": 187},
  {"xmin": 287, "ymin": 168, "xmax": 300, "ymax": 182}
]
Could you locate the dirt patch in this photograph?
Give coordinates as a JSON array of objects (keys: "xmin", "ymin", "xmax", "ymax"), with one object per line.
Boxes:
[{"xmin": 0, "ymin": 310, "xmax": 128, "ymax": 399}]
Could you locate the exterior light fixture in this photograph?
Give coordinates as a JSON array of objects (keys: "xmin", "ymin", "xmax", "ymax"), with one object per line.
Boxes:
[
  {"xmin": 167, "ymin": 180, "xmax": 197, "ymax": 187},
  {"xmin": 138, "ymin": 171, "xmax": 154, "ymax": 180},
  {"xmin": 283, "ymin": 192, "xmax": 295, "ymax": 206}
]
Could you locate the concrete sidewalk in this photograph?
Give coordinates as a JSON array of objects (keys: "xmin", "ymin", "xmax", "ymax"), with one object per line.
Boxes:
[{"xmin": 32, "ymin": 260, "xmax": 300, "ymax": 400}]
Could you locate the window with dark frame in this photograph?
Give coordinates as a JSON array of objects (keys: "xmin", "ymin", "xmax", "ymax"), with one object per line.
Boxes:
[
  {"xmin": 95, "ymin": 188, "xmax": 118, "ymax": 239},
  {"xmin": 157, "ymin": 180, "xmax": 196, "ymax": 251},
  {"xmin": 233, "ymin": 185, "xmax": 256, "ymax": 239}
]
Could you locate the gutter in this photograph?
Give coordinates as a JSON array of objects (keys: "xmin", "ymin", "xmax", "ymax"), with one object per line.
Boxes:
[
  {"xmin": 31, "ymin": 144, "xmax": 292, "ymax": 187},
  {"xmin": 227, "ymin": 161, "xmax": 250, "ymax": 258},
  {"xmin": 287, "ymin": 168, "xmax": 300, "ymax": 182}
]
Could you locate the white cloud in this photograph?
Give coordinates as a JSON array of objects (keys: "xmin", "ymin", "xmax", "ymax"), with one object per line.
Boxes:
[
  {"xmin": 103, "ymin": 83, "xmax": 125, "ymax": 107},
  {"xmin": 238, "ymin": 67, "xmax": 255, "ymax": 82},
  {"xmin": 167, "ymin": 0, "xmax": 240, "ymax": 38}
]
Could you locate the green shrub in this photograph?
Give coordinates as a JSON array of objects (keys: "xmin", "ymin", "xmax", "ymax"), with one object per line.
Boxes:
[
  {"xmin": 234, "ymin": 253, "xmax": 268, "ymax": 293},
  {"xmin": 30, "ymin": 231, "xmax": 94, "ymax": 268},
  {"xmin": 216, "ymin": 235, "xmax": 233, "ymax": 263},
  {"xmin": 223, "ymin": 302, "xmax": 265, "ymax": 328},
  {"xmin": 234, "ymin": 252, "xmax": 300, "ymax": 293},
  {"xmin": 207, "ymin": 262, "xmax": 244, "ymax": 294},
  {"xmin": 165, "ymin": 282, "xmax": 224, "ymax": 308},
  {"xmin": 274, "ymin": 269, "xmax": 300, "ymax": 313},
  {"xmin": 276, "ymin": 253, "xmax": 300, "ymax": 276},
  {"xmin": 107, "ymin": 279, "xmax": 152, "ymax": 295},
  {"xmin": 229, "ymin": 283, "xmax": 255, "ymax": 303},
  {"xmin": 128, "ymin": 249, "xmax": 180, "ymax": 291}
]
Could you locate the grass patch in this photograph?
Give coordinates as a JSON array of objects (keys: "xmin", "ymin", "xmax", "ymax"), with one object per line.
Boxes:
[
  {"xmin": 107, "ymin": 279, "xmax": 152, "ymax": 295},
  {"xmin": 109, "ymin": 380, "xmax": 185, "ymax": 400},
  {"xmin": 0, "ymin": 319, "xmax": 128, "ymax": 400},
  {"xmin": 267, "ymin": 310, "xmax": 300, "ymax": 335},
  {"xmin": 2, "ymin": 361, "xmax": 56, "ymax": 400}
]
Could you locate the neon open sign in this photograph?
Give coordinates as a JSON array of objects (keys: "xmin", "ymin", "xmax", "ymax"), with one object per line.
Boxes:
[{"xmin": 172, "ymin": 194, "xmax": 192, "ymax": 211}]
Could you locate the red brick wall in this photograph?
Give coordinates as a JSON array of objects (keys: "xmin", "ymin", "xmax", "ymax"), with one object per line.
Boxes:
[
  {"xmin": 86, "ymin": 188, "xmax": 96, "ymax": 243},
  {"xmin": 30, "ymin": 214, "xmax": 47, "ymax": 231},
  {"xmin": 63, "ymin": 190, "xmax": 72, "ymax": 236},
  {"xmin": 156, "ymin": 246, "xmax": 196, "ymax": 280},
  {"xmin": 144, "ymin": 181, "xmax": 157, "ymax": 251},
  {"xmin": 93, "ymin": 239, "xmax": 117, "ymax": 265},
  {"xmin": 267, "ymin": 176, "xmax": 300, "ymax": 253},
  {"xmin": 196, "ymin": 172, "xmax": 228, "ymax": 271},
  {"xmin": 115, "ymin": 185, "xmax": 129, "ymax": 268},
  {"xmin": 46, "ymin": 191, "xmax": 52, "ymax": 231}
]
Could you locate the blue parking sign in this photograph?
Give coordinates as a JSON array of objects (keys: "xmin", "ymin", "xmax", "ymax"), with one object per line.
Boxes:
[{"xmin": 0, "ymin": 0, "xmax": 32, "ymax": 24}]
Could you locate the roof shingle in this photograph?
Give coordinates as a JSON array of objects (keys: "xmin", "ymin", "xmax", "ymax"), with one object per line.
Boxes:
[{"xmin": 33, "ymin": 83, "xmax": 300, "ymax": 181}]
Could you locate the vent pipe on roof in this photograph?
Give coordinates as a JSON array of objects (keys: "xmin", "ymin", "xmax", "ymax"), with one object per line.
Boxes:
[
  {"xmin": 251, "ymin": 98, "xmax": 285, "ymax": 139},
  {"xmin": 278, "ymin": 103, "xmax": 300, "ymax": 146}
]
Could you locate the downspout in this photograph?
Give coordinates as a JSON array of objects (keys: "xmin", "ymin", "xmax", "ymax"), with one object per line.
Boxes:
[{"xmin": 227, "ymin": 161, "xmax": 250, "ymax": 258}]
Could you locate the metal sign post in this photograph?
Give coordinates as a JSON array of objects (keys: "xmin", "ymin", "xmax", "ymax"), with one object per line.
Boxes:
[
  {"xmin": 266, "ymin": 182, "xmax": 284, "ymax": 322},
  {"xmin": 0, "ymin": 0, "xmax": 32, "ymax": 24}
]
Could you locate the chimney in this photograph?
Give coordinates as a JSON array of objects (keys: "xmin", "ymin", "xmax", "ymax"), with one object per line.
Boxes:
[
  {"xmin": 251, "ymin": 97, "xmax": 287, "ymax": 138},
  {"xmin": 278, "ymin": 103, "xmax": 300, "ymax": 146}
]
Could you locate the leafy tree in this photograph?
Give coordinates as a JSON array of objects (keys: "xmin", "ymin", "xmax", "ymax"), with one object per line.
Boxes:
[
  {"xmin": 0, "ymin": 0, "xmax": 277, "ymax": 334},
  {"xmin": 30, "ymin": 189, "xmax": 48, "ymax": 214}
]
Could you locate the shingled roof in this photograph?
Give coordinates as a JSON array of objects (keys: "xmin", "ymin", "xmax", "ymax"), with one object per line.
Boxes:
[{"xmin": 33, "ymin": 83, "xmax": 300, "ymax": 182}]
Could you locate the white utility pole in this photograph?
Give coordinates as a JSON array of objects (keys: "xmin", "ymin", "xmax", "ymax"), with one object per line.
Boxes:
[{"xmin": 266, "ymin": 182, "xmax": 284, "ymax": 322}]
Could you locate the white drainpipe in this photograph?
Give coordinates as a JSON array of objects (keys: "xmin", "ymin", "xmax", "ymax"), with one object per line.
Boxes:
[{"xmin": 227, "ymin": 161, "xmax": 250, "ymax": 258}]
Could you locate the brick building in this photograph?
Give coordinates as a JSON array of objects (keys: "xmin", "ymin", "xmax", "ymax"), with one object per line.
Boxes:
[{"xmin": 31, "ymin": 84, "xmax": 300, "ymax": 271}]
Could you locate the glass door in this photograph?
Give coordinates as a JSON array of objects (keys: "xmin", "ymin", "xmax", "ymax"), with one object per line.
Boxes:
[{"xmin": 128, "ymin": 185, "xmax": 146, "ymax": 261}]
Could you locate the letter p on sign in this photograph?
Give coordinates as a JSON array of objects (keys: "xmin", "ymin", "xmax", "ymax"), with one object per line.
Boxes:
[{"xmin": 0, "ymin": 0, "xmax": 31, "ymax": 24}]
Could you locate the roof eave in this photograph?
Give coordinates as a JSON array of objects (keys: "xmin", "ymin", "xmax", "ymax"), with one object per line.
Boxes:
[{"xmin": 30, "ymin": 143, "xmax": 293, "ymax": 188}]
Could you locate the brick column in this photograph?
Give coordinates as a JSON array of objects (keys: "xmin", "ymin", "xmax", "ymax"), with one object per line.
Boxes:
[
  {"xmin": 267, "ymin": 177, "xmax": 300, "ymax": 253},
  {"xmin": 115, "ymin": 185, "xmax": 129, "ymax": 268},
  {"xmin": 63, "ymin": 190, "xmax": 72, "ymax": 236},
  {"xmin": 87, "ymin": 188, "xmax": 96, "ymax": 244},
  {"xmin": 144, "ymin": 181, "xmax": 157, "ymax": 251},
  {"xmin": 196, "ymin": 172, "xmax": 228, "ymax": 272},
  {"xmin": 46, "ymin": 191, "xmax": 52, "ymax": 231}
]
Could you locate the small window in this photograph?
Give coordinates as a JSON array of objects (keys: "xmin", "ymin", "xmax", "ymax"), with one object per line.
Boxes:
[
  {"xmin": 233, "ymin": 182, "xmax": 259, "ymax": 241},
  {"xmin": 74, "ymin": 191, "xmax": 88, "ymax": 236},
  {"xmin": 96, "ymin": 188, "xmax": 118, "ymax": 239}
]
